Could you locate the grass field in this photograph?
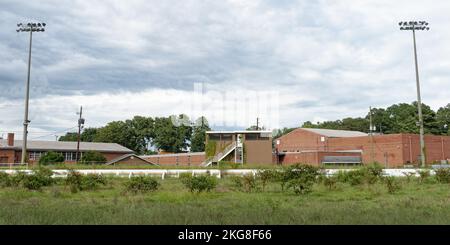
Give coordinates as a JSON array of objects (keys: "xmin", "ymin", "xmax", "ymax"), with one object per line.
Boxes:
[{"xmin": 1, "ymin": 175, "xmax": 450, "ymax": 225}]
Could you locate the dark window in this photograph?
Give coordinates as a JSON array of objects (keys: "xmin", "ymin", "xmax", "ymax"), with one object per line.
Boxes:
[
  {"xmin": 221, "ymin": 134, "xmax": 233, "ymax": 141},
  {"xmin": 208, "ymin": 134, "xmax": 221, "ymax": 141},
  {"xmin": 245, "ymin": 133, "xmax": 258, "ymax": 140}
]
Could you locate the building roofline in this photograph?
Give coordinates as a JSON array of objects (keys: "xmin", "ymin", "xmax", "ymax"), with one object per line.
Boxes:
[
  {"xmin": 140, "ymin": 152, "xmax": 206, "ymax": 158},
  {"xmin": 105, "ymin": 154, "xmax": 157, "ymax": 165},
  {"xmin": 0, "ymin": 139, "xmax": 134, "ymax": 153},
  {"xmin": 206, "ymin": 130, "xmax": 272, "ymax": 134}
]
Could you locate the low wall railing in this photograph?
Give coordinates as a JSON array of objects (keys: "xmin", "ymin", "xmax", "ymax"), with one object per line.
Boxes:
[{"xmin": 0, "ymin": 168, "xmax": 440, "ymax": 179}]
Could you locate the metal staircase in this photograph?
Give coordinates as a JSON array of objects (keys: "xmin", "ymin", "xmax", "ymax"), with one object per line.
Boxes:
[{"xmin": 201, "ymin": 142, "xmax": 237, "ymax": 167}]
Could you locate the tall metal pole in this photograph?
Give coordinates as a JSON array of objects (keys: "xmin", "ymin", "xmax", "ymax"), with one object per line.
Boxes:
[
  {"xmin": 17, "ymin": 22, "xmax": 46, "ymax": 167},
  {"xmin": 21, "ymin": 30, "xmax": 33, "ymax": 168},
  {"xmin": 369, "ymin": 107, "xmax": 375, "ymax": 164},
  {"xmin": 412, "ymin": 27, "xmax": 426, "ymax": 167},
  {"xmin": 399, "ymin": 21, "xmax": 429, "ymax": 168},
  {"xmin": 76, "ymin": 106, "xmax": 83, "ymax": 162}
]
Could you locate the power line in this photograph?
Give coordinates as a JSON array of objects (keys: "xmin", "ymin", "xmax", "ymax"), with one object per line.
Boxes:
[{"xmin": 29, "ymin": 126, "xmax": 78, "ymax": 140}]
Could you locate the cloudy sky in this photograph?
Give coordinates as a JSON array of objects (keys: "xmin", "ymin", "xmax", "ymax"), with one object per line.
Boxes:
[{"xmin": 0, "ymin": 0, "xmax": 449, "ymax": 140}]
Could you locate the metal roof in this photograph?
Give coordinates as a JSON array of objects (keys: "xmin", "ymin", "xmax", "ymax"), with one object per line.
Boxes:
[
  {"xmin": 0, "ymin": 139, "xmax": 133, "ymax": 153},
  {"xmin": 300, "ymin": 128, "xmax": 368, "ymax": 138},
  {"xmin": 106, "ymin": 154, "xmax": 156, "ymax": 165},
  {"xmin": 206, "ymin": 130, "xmax": 272, "ymax": 134}
]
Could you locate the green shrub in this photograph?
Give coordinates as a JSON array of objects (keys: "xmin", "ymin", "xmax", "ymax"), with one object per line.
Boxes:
[
  {"xmin": 33, "ymin": 167, "xmax": 54, "ymax": 186},
  {"xmin": 242, "ymin": 174, "xmax": 259, "ymax": 192},
  {"xmin": 39, "ymin": 151, "xmax": 64, "ymax": 165},
  {"xmin": 80, "ymin": 151, "xmax": 107, "ymax": 164},
  {"xmin": 22, "ymin": 175, "xmax": 45, "ymax": 190},
  {"xmin": 65, "ymin": 170, "xmax": 83, "ymax": 193},
  {"xmin": 9, "ymin": 171, "xmax": 28, "ymax": 187},
  {"xmin": 274, "ymin": 164, "xmax": 321, "ymax": 195},
  {"xmin": 230, "ymin": 176, "xmax": 244, "ymax": 191},
  {"xmin": 257, "ymin": 169, "xmax": 278, "ymax": 191},
  {"xmin": 435, "ymin": 168, "xmax": 450, "ymax": 183},
  {"xmin": 278, "ymin": 164, "xmax": 320, "ymax": 192},
  {"xmin": 323, "ymin": 176, "xmax": 338, "ymax": 190},
  {"xmin": 384, "ymin": 176, "xmax": 401, "ymax": 194},
  {"xmin": 82, "ymin": 174, "xmax": 107, "ymax": 190},
  {"xmin": 287, "ymin": 177, "xmax": 314, "ymax": 195},
  {"xmin": 418, "ymin": 170, "xmax": 430, "ymax": 183},
  {"xmin": 337, "ymin": 170, "xmax": 364, "ymax": 186},
  {"xmin": 336, "ymin": 164, "xmax": 383, "ymax": 186},
  {"xmin": 65, "ymin": 170, "xmax": 107, "ymax": 193},
  {"xmin": 0, "ymin": 172, "xmax": 11, "ymax": 187},
  {"xmin": 181, "ymin": 175, "xmax": 217, "ymax": 193},
  {"xmin": 125, "ymin": 176, "xmax": 159, "ymax": 193},
  {"xmin": 403, "ymin": 172, "xmax": 416, "ymax": 183},
  {"xmin": 365, "ymin": 163, "xmax": 384, "ymax": 178}
]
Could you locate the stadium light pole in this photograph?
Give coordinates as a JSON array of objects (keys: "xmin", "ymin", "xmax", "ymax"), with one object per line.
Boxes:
[
  {"xmin": 16, "ymin": 22, "xmax": 46, "ymax": 167},
  {"xmin": 399, "ymin": 21, "xmax": 429, "ymax": 168}
]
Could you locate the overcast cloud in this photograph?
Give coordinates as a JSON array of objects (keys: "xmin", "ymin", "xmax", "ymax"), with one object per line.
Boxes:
[{"xmin": 0, "ymin": 0, "xmax": 449, "ymax": 139}]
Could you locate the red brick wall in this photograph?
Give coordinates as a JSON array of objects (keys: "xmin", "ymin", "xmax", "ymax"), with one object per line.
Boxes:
[
  {"xmin": 2, "ymin": 150, "xmax": 129, "ymax": 165},
  {"xmin": 327, "ymin": 134, "xmax": 405, "ymax": 167},
  {"xmin": 326, "ymin": 134, "xmax": 450, "ymax": 167},
  {"xmin": 401, "ymin": 134, "xmax": 450, "ymax": 165},
  {"xmin": 0, "ymin": 149, "xmax": 16, "ymax": 163},
  {"xmin": 276, "ymin": 128, "xmax": 326, "ymax": 152},
  {"xmin": 278, "ymin": 151, "xmax": 361, "ymax": 166},
  {"xmin": 143, "ymin": 153, "xmax": 206, "ymax": 166}
]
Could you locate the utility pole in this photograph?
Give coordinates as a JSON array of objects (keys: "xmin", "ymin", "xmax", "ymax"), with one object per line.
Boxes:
[
  {"xmin": 399, "ymin": 21, "xmax": 429, "ymax": 167},
  {"xmin": 369, "ymin": 107, "xmax": 375, "ymax": 164},
  {"xmin": 256, "ymin": 117, "xmax": 259, "ymax": 130},
  {"xmin": 16, "ymin": 22, "xmax": 46, "ymax": 168},
  {"xmin": 76, "ymin": 106, "xmax": 85, "ymax": 162}
]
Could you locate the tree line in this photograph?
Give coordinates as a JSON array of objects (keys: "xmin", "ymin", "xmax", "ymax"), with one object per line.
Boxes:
[
  {"xmin": 59, "ymin": 102, "xmax": 450, "ymax": 153},
  {"xmin": 58, "ymin": 115, "xmax": 211, "ymax": 155},
  {"xmin": 273, "ymin": 102, "xmax": 450, "ymax": 138}
]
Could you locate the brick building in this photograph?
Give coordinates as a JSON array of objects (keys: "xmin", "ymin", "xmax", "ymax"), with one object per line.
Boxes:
[
  {"xmin": 275, "ymin": 128, "xmax": 450, "ymax": 167},
  {"xmin": 140, "ymin": 130, "xmax": 273, "ymax": 166},
  {"xmin": 142, "ymin": 152, "xmax": 206, "ymax": 166},
  {"xmin": 0, "ymin": 133, "xmax": 134, "ymax": 165},
  {"xmin": 203, "ymin": 130, "xmax": 273, "ymax": 166}
]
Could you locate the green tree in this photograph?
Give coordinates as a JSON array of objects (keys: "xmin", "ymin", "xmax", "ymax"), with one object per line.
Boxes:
[
  {"xmin": 80, "ymin": 128, "xmax": 98, "ymax": 142},
  {"xmin": 436, "ymin": 104, "xmax": 450, "ymax": 135},
  {"xmin": 80, "ymin": 151, "xmax": 107, "ymax": 164},
  {"xmin": 59, "ymin": 128, "xmax": 98, "ymax": 142},
  {"xmin": 190, "ymin": 116, "xmax": 211, "ymax": 152},
  {"xmin": 340, "ymin": 117, "xmax": 369, "ymax": 132},
  {"xmin": 58, "ymin": 132, "xmax": 78, "ymax": 141},
  {"xmin": 38, "ymin": 151, "xmax": 64, "ymax": 165},
  {"xmin": 93, "ymin": 116, "xmax": 155, "ymax": 154},
  {"xmin": 367, "ymin": 108, "xmax": 392, "ymax": 134},
  {"xmin": 126, "ymin": 116, "xmax": 155, "ymax": 154},
  {"xmin": 94, "ymin": 121, "xmax": 136, "ymax": 151},
  {"xmin": 152, "ymin": 115, "xmax": 192, "ymax": 153},
  {"xmin": 385, "ymin": 102, "xmax": 439, "ymax": 134}
]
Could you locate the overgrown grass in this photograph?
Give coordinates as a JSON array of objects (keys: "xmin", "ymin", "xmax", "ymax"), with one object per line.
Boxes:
[{"xmin": 1, "ymin": 173, "xmax": 450, "ymax": 224}]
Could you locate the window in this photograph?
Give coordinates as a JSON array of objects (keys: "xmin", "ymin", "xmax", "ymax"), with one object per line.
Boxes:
[
  {"xmin": 221, "ymin": 134, "xmax": 233, "ymax": 141},
  {"xmin": 245, "ymin": 133, "xmax": 258, "ymax": 140},
  {"xmin": 29, "ymin": 151, "xmax": 43, "ymax": 161},
  {"xmin": 208, "ymin": 134, "xmax": 221, "ymax": 141},
  {"xmin": 63, "ymin": 152, "xmax": 78, "ymax": 161}
]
